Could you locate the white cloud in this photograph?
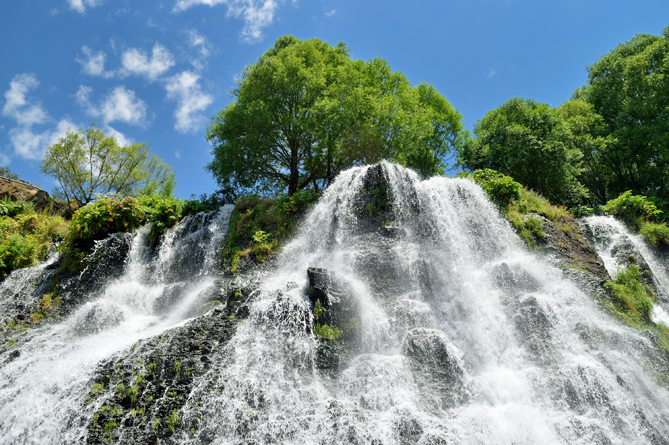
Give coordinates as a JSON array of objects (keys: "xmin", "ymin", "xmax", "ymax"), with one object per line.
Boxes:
[
  {"xmin": 174, "ymin": 150, "xmax": 182, "ymax": 159},
  {"xmin": 488, "ymin": 69, "xmax": 496, "ymax": 78},
  {"xmin": 76, "ymin": 85, "xmax": 148, "ymax": 126},
  {"xmin": 67, "ymin": 0, "xmax": 104, "ymax": 14},
  {"xmin": 76, "ymin": 46, "xmax": 115, "ymax": 78},
  {"xmin": 121, "ymin": 43, "xmax": 175, "ymax": 81},
  {"xmin": 173, "ymin": 0, "xmax": 279, "ymax": 43},
  {"xmin": 164, "ymin": 71, "xmax": 213, "ymax": 133},
  {"xmin": 2, "ymin": 74, "xmax": 49, "ymax": 127},
  {"xmin": 187, "ymin": 30, "xmax": 213, "ymax": 69},
  {"xmin": 7, "ymin": 119, "xmax": 76, "ymax": 161},
  {"xmin": 2, "ymin": 75, "xmax": 82, "ymax": 161},
  {"xmin": 103, "ymin": 124, "xmax": 133, "ymax": 147},
  {"xmin": 0, "ymin": 151, "xmax": 9, "ymax": 165},
  {"xmin": 325, "ymin": 9, "xmax": 336, "ymax": 17}
]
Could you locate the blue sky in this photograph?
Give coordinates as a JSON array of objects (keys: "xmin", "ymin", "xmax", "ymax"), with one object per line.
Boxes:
[{"xmin": 1, "ymin": 0, "xmax": 668, "ymax": 199}]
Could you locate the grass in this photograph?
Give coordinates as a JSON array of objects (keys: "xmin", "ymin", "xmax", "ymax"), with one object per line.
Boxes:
[
  {"xmin": 597, "ymin": 263, "xmax": 669, "ymax": 356},
  {"xmin": 503, "ymin": 188, "xmax": 569, "ymax": 246},
  {"xmin": 639, "ymin": 222, "xmax": 669, "ymax": 247},
  {"xmin": 0, "ymin": 203, "xmax": 68, "ymax": 279},
  {"xmin": 224, "ymin": 190, "xmax": 319, "ymax": 273},
  {"xmin": 604, "ymin": 264, "xmax": 656, "ymax": 322}
]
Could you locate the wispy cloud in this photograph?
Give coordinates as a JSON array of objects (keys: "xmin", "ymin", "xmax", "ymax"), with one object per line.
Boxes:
[
  {"xmin": 2, "ymin": 74, "xmax": 49, "ymax": 127},
  {"xmin": 76, "ymin": 85, "xmax": 149, "ymax": 126},
  {"xmin": 187, "ymin": 30, "xmax": 213, "ymax": 69},
  {"xmin": 173, "ymin": 0, "xmax": 280, "ymax": 43},
  {"xmin": 488, "ymin": 68, "xmax": 496, "ymax": 78},
  {"xmin": 325, "ymin": 9, "xmax": 336, "ymax": 17},
  {"xmin": 2, "ymin": 74, "xmax": 79, "ymax": 161},
  {"xmin": 121, "ymin": 43, "xmax": 175, "ymax": 82},
  {"xmin": 164, "ymin": 71, "xmax": 213, "ymax": 133},
  {"xmin": 67, "ymin": 0, "xmax": 104, "ymax": 14},
  {"xmin": 76, "ymin": 46, "xmax": 115, "ymax": 78},
  {"xmin": 174, "ymin": 150, "xmax": 182, "ymax": 159}
]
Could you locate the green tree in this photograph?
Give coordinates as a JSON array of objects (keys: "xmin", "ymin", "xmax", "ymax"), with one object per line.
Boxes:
[
  {"xmin": 0, "ymin": 166, "xmax": 19, "ymax": 180},
  {"xmin": 574, "ymin": 25, "xmax": 669, "ymax": 206},
  {"xmin": 206, "ymin": 36, "xmax": 465, "ymax": 195},
  {"xmin": 557, "ymin": 100, "xmax": 614, "ymax": 205},
  {"xmin": 459, "ymin": 98, "xmax": 587, "ymax": 204},
  {"xmin": 40, "ymin": 124, "xmax": 175, "ymax": 207}
]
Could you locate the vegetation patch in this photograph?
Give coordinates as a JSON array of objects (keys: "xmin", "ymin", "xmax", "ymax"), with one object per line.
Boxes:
[
  {"xmin": 598, "ymin": 262, "xmax": 669, "ymax": 356},
  {"xmin": 0, "ymin": 199, "xmax": 67, "ymax": 279},
  {"xmin": 465, "ymin": 169, "xmax": 570, "ymax": 247},
  {"xmin": 224, "ymin": 189, "xmax": 319, "ymax": 273}
]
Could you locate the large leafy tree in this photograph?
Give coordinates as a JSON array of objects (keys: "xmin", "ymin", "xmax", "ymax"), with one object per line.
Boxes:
[
  {"xmin": 40, "ymin": 124, "xmax": 175, "ymax": 207},
  {"xmin": 458, "ymin": 98, "xmax": 588, "ymax": 205},
  {"xmin": 574, "ymin": 25, "xmax": 669, "ymax": 205},
  {"xmin": 206, "ymin": 36, "xmax": 464, "ymax": 195}
]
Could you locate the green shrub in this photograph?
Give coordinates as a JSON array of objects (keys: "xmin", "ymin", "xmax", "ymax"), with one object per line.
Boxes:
[
  {"xmin": 0, "ymin": 197, "xmax": 30, "ymax": 217},
  {"xmin": 604, "ymin": 264, "xmax": 656, "ymax": 322},
  {"xmin": 602, "ymin": 191, "xmax": 662, "ymax": 227},
  {"xmin": 639, "ymin": 222, "xmax": 669, "ymax": 247},
  {"xmin": 466, "ymin": 169, "xmax": 521, "ymax": 208},
  {"xmin": 0, "ymin": 208, "xmax": 67, "ymax": 278},
  {"xmin": 137, "ymin": 195, "xmax": 185, "ymax": 238},
  {"xmin": 66, "ymin": 196, "xmax": 145, "ymax": 243},
  {"xmin": 314, "ymin": 323, "xmax": 342, "ymax": 341},
  {"xmin": 571, "ymin": 205, "xmax": 595, "ymax": 218}
]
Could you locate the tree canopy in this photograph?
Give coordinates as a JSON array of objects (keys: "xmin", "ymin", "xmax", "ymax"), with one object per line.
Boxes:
[
  {"xmin": 40, "ymin": 124, "xmax": 175, "ymax": 206},
  {"xmin": 458, "ymin": 98, "xmax": 588, "ymax": 205},
  {"xmin": 574, "ymin": 25, "xmax": 669, "ymax": 207},
  {"xmin": 206, "ymin": 35, "xmax": 465, "ymax": 196}
]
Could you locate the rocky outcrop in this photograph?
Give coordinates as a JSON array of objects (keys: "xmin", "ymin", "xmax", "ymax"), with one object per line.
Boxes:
[
  {"xmin": 403, "ymin": 328, "xmax": 470, "ymax": 409},
  {"xmin": 0, "ymin": 176, "xmax": 72, "ymax": 218},
  {"xmin": 82, "ymin": 307, "xmax": 239, "ymax": 445},
  {"xmin": 535, "ymin": 215, "xmax": 609, "ymax": 281}
]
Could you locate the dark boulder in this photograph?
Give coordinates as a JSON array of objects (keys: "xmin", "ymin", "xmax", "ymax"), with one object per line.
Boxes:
[{"xmin": 402, "ymin": 328, "xmax": 470, "ymax": 409}]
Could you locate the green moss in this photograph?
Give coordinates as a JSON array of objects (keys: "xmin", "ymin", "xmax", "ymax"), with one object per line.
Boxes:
[
  {"xmin": 173, "ymin": 360, "xmax": 181, "ymax": 377},
  {"xmin": 147, "ymin": 362, "xmax": 157, "ymax": 374},
  {"xmin": 166, "ymin": 409, "xmax": 179, "ymax": 433},
  {"xmin": 91, "ymin": 383, "xmax": 105, "ymax": 395},
  {"xmin": 314, "ymin": 323, "xmax": 342, "ymax": 341}
]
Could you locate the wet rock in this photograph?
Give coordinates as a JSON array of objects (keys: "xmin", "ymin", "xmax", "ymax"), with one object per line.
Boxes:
[
  {"xmin": 537, "ymin": 215, "xmax": 609, "ymax": 281},
  {"xmin": 81, "ymin": 306, "xmax": 239, "ymax": 445},
  {"xmin": 402, "ymin": 328, "xmax": 469, "ymax": 409},
  {"xmin": 306, "ymin": 267, "xmax": 358, "ymax": 330},
  {"xmin": 511, "ymin": 295, "xmax": 554, "ymax": 363},
  {"xmin": 72, "ymin": 304, "xmax": 124, "ymax": 336},
  {"xmin": 492, "ymin": 262, "xmax": 541, "ymax": 293}
]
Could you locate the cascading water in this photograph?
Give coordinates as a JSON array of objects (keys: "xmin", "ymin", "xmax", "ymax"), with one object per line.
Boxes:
[
  {"xmin": 2, "ymin": 164, "xmax": 669, "ymax": 445},
  {"xmin": 0, "ymin": 205, "xmax": 233, "ymax": 444},
  {"xmin": 582, "ymin": 215, "xmax": 669, "ymax": 332},
  {"xmin": 175, "ymin": 163, "xmax": 669, "ymax": 444}
]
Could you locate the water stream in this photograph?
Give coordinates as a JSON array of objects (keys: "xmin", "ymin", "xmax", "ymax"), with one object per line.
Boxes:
[
  {"xmin": 0, "ymin": 205, "xmax": 233, "ymax": 444},
  {"xmin": 2, "ymin": 164, "xmax": 669, "ymax": 444}
]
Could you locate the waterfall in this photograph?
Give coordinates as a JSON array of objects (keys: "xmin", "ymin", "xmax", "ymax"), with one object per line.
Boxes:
[
  {"xmin": 180, "ymin": 164, "xmax": 669, "ymax": 444},
  {"xmin": 0, "ymin": 205, "xmax": 233, "ymax": 444},
  {"xmin": 581, "ymin": 215, "xmax": 669, "ymax": 331},
  {"xmin": 2, "ymin": 164, "xmax": 669, "ymax": 445}
]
